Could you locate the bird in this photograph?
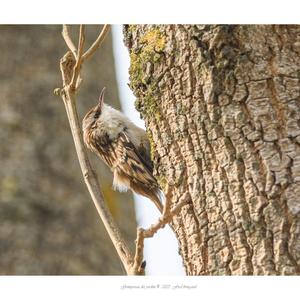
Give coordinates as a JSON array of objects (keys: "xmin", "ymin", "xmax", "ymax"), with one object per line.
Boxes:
[{"xmin": 82, "ymin": 87, "xmax": 163, "ymax": 213}]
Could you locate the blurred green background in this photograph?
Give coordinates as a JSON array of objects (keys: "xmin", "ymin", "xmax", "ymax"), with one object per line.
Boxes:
[{"xmin": 0, "ymin": 25, "xmax": 136, "ymax": 275}]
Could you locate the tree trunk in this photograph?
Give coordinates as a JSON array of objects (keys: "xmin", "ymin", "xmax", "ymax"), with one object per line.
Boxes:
[{"xmin": 124, "ymin": 25, "xmax": 300, "ymax": 275}]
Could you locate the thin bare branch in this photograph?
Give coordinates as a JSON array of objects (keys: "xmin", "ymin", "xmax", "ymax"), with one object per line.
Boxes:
[
  {"xmin": 62, "ymin": 25, "xmax": 77, "ymax": 58},
  {"xmin": 132, "ymin": 228, "xmax": 145, "ymax": 275},
  {"xmin": 70, "ymin": 25, "xmax": 86, "ymax": 90},
  {"xmin": 132, "ymin": 192, "xmax": 190, "ymax": 273},
  {"xmin": 63, "ymin": 88, "xmax": 134, "ymax": 272},
  {"xmin": 144, "ymin": 194, "xmax": 189, "ymax": 238},
  {"xmin": 56, "ymin": 26, "xmax": 135, "ymax": 275},
  {"xmin": 77, "ymin": 25, "xmax": 86, "ymax": 58},
  {"xmin": 82, "ymin": 24, "xmax": 110, "ymax": 62}
]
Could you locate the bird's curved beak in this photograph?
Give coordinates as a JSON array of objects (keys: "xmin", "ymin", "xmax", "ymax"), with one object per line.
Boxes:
[{"xmin": 96, "ymin": 87, "xmax": 106, "ymax": 112}]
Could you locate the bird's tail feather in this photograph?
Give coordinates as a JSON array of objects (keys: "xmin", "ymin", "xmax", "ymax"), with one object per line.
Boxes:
[{"xmin": 149, "ymin": 189, "xmax": 163, "ymax": 213}]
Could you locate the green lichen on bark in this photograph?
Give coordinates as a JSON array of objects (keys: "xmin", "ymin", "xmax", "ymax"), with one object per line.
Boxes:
[
  {"xmin": 134, "ymin": 83, "xmax": 162, "ymax": 121},
  {"xmin": 129, "ymin": 27, "xmax": 165, "ymax": 86},
  {"xmin": 127, "ymin": 25, "xmax": 138, "ymax": 32},
  {"xmin": 128, "ymin": 27, "xmax": 166, "ymax": 119},
  {"xmin": 156, "ymin": 174, "xmax": 167, "ymax": 190}
]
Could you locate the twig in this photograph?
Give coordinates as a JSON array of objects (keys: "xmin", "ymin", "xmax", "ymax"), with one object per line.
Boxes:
[
  {"xmin": 144, "ymin": 196, "xmax": 188, "ymax": 238},
  {"xmin": 132, "ymin": 228, "xmax": 145, "ymax": 274},
  {"xmin": 55, "ymin": 25, "xmax": 135, "ymax": 275},
  {"xmin": 62, "ymin": 25, "xmax": 77, "ymax": 58},
  {"xmin": 77, "ymin": 24, "xmax": 85, "ymax": 58},
  {"xmin": 132, "ymin": 192, "xmax": 190, "ymax": 273},
  {"xmin": 70, "ymin": 25, "xmax": 85, "ymax": 90},
  {"xmin": 82, "ymin": 25, "xmax": 110, "ymax": 62}
]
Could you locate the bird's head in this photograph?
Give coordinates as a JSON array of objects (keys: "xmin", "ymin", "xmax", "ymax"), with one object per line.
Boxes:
[{"xmin": 82, "ymin": 87, "xmax": 106, "ymax": 131}]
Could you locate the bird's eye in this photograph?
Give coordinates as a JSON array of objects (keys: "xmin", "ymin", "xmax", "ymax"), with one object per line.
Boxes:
[{"xmin": 94, "ymin": 112, "xmax": 100, "ymax": 119}]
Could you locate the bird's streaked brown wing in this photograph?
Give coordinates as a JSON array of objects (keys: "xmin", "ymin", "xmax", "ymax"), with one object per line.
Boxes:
[
  {"xmin": 85, "ymin": 130, "xmax": 115, "ymax": 168},
  {"xmin": 87, "ymin": 129, "xmax": 162, "ymax": 212},
  {"xmin": 113, "ymin": 131, "xmax": 157, "ymax": 188},
  {"xmin": 86, "ymin": 128, "xmax": 157, "ymax": 188}
]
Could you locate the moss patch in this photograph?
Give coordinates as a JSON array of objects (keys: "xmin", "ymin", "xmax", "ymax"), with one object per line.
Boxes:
[
  {"xmin": 156, "ymin": 174, "xmax": 167, "ymax": 190},
  {"xmin": 135, "ymin": 83, "xmax": 162, "ymax": 121},
  {"xmin": 129, "ymin": 27, "xmax": 166, "ymax": 90},
  {"xmin": 140, "ymin": 28, "xmax": 166, "ymax": 53},
  {"xmin": 128, "ymin": 24, "xmax": 138, "ymax": 32},
  {"xmin": 129, "ymin": 27, "xmax": 167, "ymax": 173}
]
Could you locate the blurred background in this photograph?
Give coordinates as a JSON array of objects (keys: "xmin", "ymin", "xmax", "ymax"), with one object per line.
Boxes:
[{"xmin": 0, "ymin": 25, "xmax": 183, "ymax": 275}]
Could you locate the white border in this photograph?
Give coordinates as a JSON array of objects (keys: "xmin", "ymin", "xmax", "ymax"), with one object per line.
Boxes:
[
  {"xmin": 0, "ymin": 276, "xmax": 299, "ymax": 300},
  {"xmin": 0, "ymin": 0, "xmax": 299, "ymax": 24},
  {"xmin": 0, "ymin": 2, "xmax": 299, "ymax": 299}
]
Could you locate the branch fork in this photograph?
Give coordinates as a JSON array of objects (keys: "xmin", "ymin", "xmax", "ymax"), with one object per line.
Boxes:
[{"xmin": 132, "ymin": 192, "xmax": 190, "ymax": 274}]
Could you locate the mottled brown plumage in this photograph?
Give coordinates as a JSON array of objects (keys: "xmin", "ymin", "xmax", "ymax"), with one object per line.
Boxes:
[{"xmin": 82, "ymin": 88, "xmax": 163, "ymax": 213}]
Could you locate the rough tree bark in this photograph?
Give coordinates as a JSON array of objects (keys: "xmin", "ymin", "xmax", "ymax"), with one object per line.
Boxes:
[{"xmin": 124, "ymin": 25, "xmax": 300, "ymax": 275}]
